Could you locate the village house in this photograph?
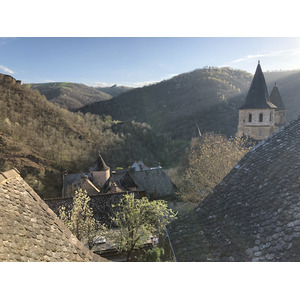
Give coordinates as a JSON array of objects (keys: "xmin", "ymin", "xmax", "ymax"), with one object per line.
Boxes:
[
  {"xmin": 62, "ymin": 155, "xmax": 178, "ymax": 201},
  {"xmin": 0, "ymin": 168, "xmax": 107, "ymax": 262},
  {"xmin": 167, "ymin": 116, "xmax": 300, "ymax": 262},
  {"xmin": 43, "ymin": 155, "xmax": 179, "ymax": 229},
  {"xmin": 237, "ymin": 61, "xmax": 286, "ymax": 140}
]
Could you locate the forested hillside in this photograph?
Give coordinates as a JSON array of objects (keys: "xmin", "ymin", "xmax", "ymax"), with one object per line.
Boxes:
[
  {"xmin": 29, "ymin": 82, "xmax": 112, "ymax": 111},
  {"xmin": 0, "ymin": 74, "xmax": 175, "ymax": 198},
  {"xmin": 79, "ymin": 67, "xmax": 300, "ymax": 140},
  {"xmin": 3, "ymin": 67, "xmax": 300, "ymax": 198},
  {"xmin": 79, "ymin": 67, "xmax": 253, "ymax": 138},
  {"xmin": 264, "ymin": 70, "xmax": 300, "ymax": 122}
]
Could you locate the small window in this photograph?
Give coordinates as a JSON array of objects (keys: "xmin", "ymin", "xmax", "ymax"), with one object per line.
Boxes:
[
  {"xmin": 248, "ymin": 113, "xmax": 252, "ymax": 122},
  {"xmin": 270, "ymin": 112, "xmax": 272, "ymax": 122},
  {"xmin": 259, "ymin": 113, "xmax": 263, "ymax": 122}
]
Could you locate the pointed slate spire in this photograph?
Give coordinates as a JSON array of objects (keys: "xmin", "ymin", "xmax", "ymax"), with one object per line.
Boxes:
[
  {"xmin": 240, "ymin": 62, "xmax": 277, "ymax": 109},
  {"xmin": 96, "ymin": 154, "xmax": 109, "ymax": 171},
  {"xmin": 270, "ymin": 83, "xmax": 286, "ymax": 110}
]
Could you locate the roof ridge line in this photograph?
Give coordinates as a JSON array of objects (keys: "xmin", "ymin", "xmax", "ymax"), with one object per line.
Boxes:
[{"xmin": 0, "ymin": 168, "xmax": 20, "ymax": 185}]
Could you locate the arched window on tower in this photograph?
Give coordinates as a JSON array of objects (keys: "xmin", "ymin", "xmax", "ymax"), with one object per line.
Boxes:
[
  {"xmin": 270, "ymin": 112, "xmax": 273, "ymax": 122},
  {"xmin": 248, "ymin": 113, "xmax": 252, "ymax": 122},
  {"xmin": 259, "ymin": 113, "xmax": 263, "ymax": 122}
]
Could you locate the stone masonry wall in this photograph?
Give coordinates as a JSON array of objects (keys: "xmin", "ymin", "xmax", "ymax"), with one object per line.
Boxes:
[{"xmin": 237, "ymin": 108, "xmax": 276, "ymax": 140}]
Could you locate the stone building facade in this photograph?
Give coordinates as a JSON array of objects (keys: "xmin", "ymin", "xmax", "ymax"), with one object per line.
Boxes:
[{"xmin": 237, "ymin": 62, "xmax": 286, "ymax": 140}]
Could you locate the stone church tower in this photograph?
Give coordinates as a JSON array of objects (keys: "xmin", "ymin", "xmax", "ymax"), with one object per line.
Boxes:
[{"xmin": 237, "ymin": 61, "xmax": 286, "ymax": 141}]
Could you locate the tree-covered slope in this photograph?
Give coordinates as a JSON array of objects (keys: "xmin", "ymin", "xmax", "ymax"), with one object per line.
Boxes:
[
  {"xmin": 79, "ymin": 67, "xmax": 300, "ymax": 140},
  {"xmin": 264, "ymin": 70, "xmax": 300, "ymax": 122},
  {"xmin": 28, "ymin": 82, "xmax": 112, "ymax": 111},
  {"xmin": 0, "ymin": 74, "xmax": 175, "ymax": 198},
  {"xmin": 78, "ymin": 67, "xmax": 253, "ymax": 138}
]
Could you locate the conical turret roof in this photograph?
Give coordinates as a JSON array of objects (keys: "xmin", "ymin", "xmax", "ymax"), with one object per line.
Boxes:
[
  {"xmin": 96, "ymin": 154, "xmax": 109, "ymax": 171},
  {"xmin": 240, "ymin": 62, "xmax": 277, "ymax": 109},
  {"xmin": 270, "ymin": 83, "xmax": 286, "ymax": 110}
]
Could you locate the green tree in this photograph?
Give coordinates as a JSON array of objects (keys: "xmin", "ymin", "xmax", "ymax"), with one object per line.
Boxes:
[
  {"xmin": 110, "ymin": 193, "xmax": 177, "ymax": 261},
  {"xmin": 59, "ymin": 188, "xmax": 97, "ymax": 249},
  {"xmin": 181, "ymin": 133, "xmax": 252, "ymax": 203},
  {"xmin": 143, "ymin": 247, "xmax": 165, "ymax": 262}
]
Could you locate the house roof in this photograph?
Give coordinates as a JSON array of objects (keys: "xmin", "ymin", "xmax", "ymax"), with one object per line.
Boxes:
[
  {"xmin": 269, "ymin": 83, "xmax": 286, "ymax": 110},
  {"xmin": 131, "ymin": 168, "xmax": 177, "ymax": 199},
  {"xmin": 167, "ymin": 117, "xmax": 300, "ymax": 261},
  {"xmin": 239, "ymin": 62, "xmax": 277, "ymax": 110},
  {"xmin": 95, "ymin": 154, "xmax": 110, "ymax": 171},
  {"xmin": 131, "ymin": 161, "xmax": 150, "ymax": 171},
  {"xmin": 0, "ymin": 169, "xmax": 107, "ymax": 262},
  {"xmin": 80, "ymin": 176, "xmax": 101, "ymax": 195},
  {"xmin": 121, "ymin": 170, "xmax": 139, "ymax": 190}
]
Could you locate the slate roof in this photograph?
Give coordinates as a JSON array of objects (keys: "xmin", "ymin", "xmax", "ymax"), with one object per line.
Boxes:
[
  {"xmin": 121, "ymin": 170, "xmax": 139, "ymax": 190},
  {"xmin": 131, "ymin": 161, "xmax": 150, "ymax": 171},
  {"xmin": 269, "ymin": 84, "xmax": 286, "ymax": 110},
  {"xmin": 0, "ymin": 169, "xmax": 107, "ymax": 262},
  {"xmin": 167, "ymin": 117, "xmax": 300, "ymax": 261},
  {"xmin": 95, "ymin": 154, "xmax": 110, "ymax": 171},
  {"xmin": 131, "ymin": 168, "xmax": 178, "ymax": 199},
  {"xmin": 239, "ymin": 62, "xmax": 277, "ymax": 109},
  {"xmin": 80, "ymin": 176, "xmax": 101, "ymax": 195},
  {"xmin": 63, "ymin": 172, "xmax": 89, "ymax": 187}
]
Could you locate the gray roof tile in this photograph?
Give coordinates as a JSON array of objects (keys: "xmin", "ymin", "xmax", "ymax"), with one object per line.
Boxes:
[
  {"xmin": 167, "ymin": 117, "xmax": 300, "ymax": 261},
  {"xmin": 0, "ymin": 169, "xmax": 107, "ymax": 262}
]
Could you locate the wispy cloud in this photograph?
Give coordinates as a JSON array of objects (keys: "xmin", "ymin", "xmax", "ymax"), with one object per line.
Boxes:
[
  {"xmin": 0, "ymin": 65, "xmax": 14, "ymax": 74},
  {"xmin": 226, "ymin": 48, "xmax": 300, "ymax": 66}
]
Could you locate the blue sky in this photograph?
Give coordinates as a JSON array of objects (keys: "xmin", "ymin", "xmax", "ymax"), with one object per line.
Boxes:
[{"xmin": 1, "ymin": 37, "xmax": 300, "ymax": 87}]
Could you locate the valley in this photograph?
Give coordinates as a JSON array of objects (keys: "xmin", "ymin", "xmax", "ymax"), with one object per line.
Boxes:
[{"xmin": 1, "ymin": 66, "xmax": 300, "ymax": 199}]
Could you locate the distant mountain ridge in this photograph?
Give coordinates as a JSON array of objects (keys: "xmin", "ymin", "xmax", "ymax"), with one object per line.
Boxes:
[
  {"xmin": 95, "ymin": 84, "xmax": 133, "ymax": 97},
  {"xmin": 28, "ymin": 82, "xmax": 112, "ymax": 111}
]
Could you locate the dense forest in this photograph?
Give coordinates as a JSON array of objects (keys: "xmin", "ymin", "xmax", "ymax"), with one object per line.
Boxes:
[{"xmin": 0, "ymin": 74, "xmax": 176, "ymax": 198}]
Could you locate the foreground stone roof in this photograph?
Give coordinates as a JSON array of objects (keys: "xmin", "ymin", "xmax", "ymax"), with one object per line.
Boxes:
[
  {"xmin": 167, "ymin": 117, "xmax": 300, "ymax": 261},
  {"xmin": 0, "ymin": 169, "xmax": 107, "ymax": 262}
]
